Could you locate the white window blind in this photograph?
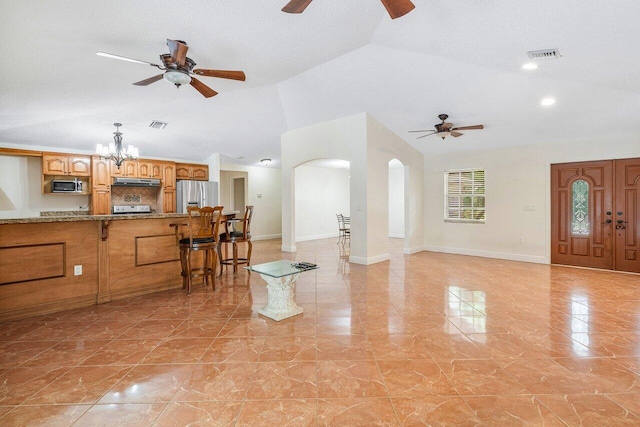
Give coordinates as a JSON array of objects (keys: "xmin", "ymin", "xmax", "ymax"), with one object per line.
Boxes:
[{"xmin": 444, "ymin": 169, "xmax": 485, "ymax": 222}]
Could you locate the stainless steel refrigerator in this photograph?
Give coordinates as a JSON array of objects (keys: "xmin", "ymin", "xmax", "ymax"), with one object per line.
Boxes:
[{"xmin": 176, "ymin": 180, "xmax": 219, "ymax": 213}]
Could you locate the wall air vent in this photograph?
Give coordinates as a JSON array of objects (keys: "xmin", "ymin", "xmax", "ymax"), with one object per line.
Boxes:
[
  {"xmin": 527, "ymin": 48, "xmax": 561, "ymax": 60},
  {"xmin": 149, "ymin": 120, "xmax": 168, "ymax": 129}
]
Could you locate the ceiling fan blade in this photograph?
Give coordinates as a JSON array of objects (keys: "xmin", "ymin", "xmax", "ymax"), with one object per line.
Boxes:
[
  {"xmin": 132, "ymin": 74, "xmax": 164, "ymax": 86},
  {"xmin": 96, "ymin": 52, "xmax": 161, "ymax": 68},
  {"xmin": 166, "ymin": 39, "xmax": 188, "ymax": 67},
  {"xmin": 451, "ymin": 125, "xmax": 484, "ymax": 131},
  {"xmin": 380, "ymin": 0, "xmax": 415, "ymax": 19},
  {"xmin": 416, "ymin": 132, "xmax": 436, "ymax": 139},
  {"xmin": 408, "ymin": 130, "xmax": 432, "ymax": 133},
  {"xmin": 190, "ymin": 77, "xmax": 218, "ymax": 98},
  {"xmin": 282, "ymin": 0, "xmax": 313, "ymax": 13},
  {"xmin": 192, "ymin": 69, "xmax": 246, "ymax": 81},
  {"xmin": 450, "ymin": 131, "xmax": 464, "ymax": 137}
]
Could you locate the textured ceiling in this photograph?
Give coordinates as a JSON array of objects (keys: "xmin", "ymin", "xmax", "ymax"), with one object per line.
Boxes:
[{"xmin": 1, "ymin": 0, "xmax": 639, "ymax": 167}]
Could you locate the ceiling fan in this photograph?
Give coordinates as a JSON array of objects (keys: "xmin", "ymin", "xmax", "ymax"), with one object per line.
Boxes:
[
  {"xmin": 282, "ymin": 0, "xmax": 415, "ymax": 19},
  {"xmin": 409, "ymin": 114, "xmax": 484, "ymax": 140},
  {"xmin": 96, "ymin": 39, "xmax": 246, "ymax": 98}
]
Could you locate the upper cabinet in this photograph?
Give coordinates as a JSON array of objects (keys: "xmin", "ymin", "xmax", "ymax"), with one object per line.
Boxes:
[
  {"xmin": 139, "ymin": 161, "xmax": 162, "ymax": 179},
  {"xmin": 162, "ymin": 163, "xmax": 176, "ymax": 189},
  {"xmin": 111, "ymin": 159, "xmax": 164, "ymax": 179},
  {"xmin": 176, "ymin": 163, "xmax": 209, "ymax": 181},
  {"xmin": 42, "ymin": 153, "xmax": 91, "ymax": 176},
  {"xmin": 110, "ymin": 160, "xmax": 138, "ymax": 178},
  {"xmin": 91, "ymin": 156, "xmax": 111, "ymax": 189}
]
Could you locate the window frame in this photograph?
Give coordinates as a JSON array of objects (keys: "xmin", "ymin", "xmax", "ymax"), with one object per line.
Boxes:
[{"xmin": 444, "ymin": 168, "xmax": 486, "ymax": 223}]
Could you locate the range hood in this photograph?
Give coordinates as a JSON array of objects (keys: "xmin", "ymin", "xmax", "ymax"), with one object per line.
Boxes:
[{"xmin": 112, "ymin": 177, "xmax": 161, "ymax": 187}]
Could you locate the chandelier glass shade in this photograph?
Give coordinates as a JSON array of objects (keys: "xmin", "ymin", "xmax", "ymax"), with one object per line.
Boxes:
[{"xmin": 96, "ymin": 123, "xmax": 139, "ymax": 169}]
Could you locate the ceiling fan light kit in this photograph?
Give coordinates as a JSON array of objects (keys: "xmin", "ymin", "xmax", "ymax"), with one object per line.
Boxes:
[{"xmin": 163, "ymin": 70, "xmax": 191, "ymax": 87}]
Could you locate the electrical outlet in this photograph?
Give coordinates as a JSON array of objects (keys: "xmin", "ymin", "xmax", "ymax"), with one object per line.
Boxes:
[{"xmin": 74, "ymin": 265, "xmax": 82, "ymax": 276}]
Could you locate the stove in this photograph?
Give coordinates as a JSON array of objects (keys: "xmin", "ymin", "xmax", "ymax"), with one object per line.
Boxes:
[{"xmin": 112, "ymin": 205, "xmax": 152, "ymax": 215}]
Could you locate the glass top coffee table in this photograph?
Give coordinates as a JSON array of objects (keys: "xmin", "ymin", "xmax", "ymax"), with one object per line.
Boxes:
[{"xmin": 246, "ymin": 260, "xmax": 318, "ymax": 321}]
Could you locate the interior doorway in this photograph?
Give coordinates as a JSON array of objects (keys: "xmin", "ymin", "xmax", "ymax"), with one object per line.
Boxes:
[
  {"xmin": 233, "ymin": 177, "xmax": 246, "ymax": 211},
  {"xmin": 388, "ymin": 159, "xmax": 405, "ymax": 241},
  {"xmin": 551, "ymin": 158, "xmax": 640, "ymax": 273}
]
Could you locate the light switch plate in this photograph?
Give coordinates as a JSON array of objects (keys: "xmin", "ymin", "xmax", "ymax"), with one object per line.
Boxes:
[{"xmin": 74, "ymin": 265, "xmax": 82, "ymax": 276}]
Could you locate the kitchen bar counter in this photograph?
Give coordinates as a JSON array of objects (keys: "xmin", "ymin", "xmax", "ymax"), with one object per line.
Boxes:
[
  {"xmin": 0, "ymin": 215, "xmax": 191, "ymax": 321},
  {"xmin": 0, "ymin": 212, "xmax": 189, "ymax": 225}
]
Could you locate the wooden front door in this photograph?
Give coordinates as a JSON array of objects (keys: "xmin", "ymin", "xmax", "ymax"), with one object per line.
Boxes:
[
  {"xmin": 551, "ymin": 158, "xmax": 640, "ymax": 273},
  {"xmin": 551, "ymin": 161, "xmax": 613, "ymax": 269},
  {"xmin": 614, "ymin": 158, "xmax": 640, "ymax": 273}
]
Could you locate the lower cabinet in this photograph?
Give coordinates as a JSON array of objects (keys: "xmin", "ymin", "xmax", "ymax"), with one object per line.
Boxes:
[
  {"xmin": 91, "ymin": 189, "xmax": 111, "ymax": 215},
  {"xmin": 162, "ymin": 189, "xmax": 176, "ymax": 213}
]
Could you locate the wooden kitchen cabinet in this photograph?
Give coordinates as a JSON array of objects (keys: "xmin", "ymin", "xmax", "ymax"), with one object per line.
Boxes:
[
  {"xmin": 110, "ymin": 160, "xmax": 139, "ymax": 177},
  {"xmin": 91, "ymin": 188, "xmax": 111, "ymax": 215},
  {"xmin": 42, "ymin": 153, "xmax": 91, "ymax": 176},
  {"xmin": 139, "ymin": 161, "xmax": 162, "ymax": 179},
  {"xmin": 175, "ymin": 163, "xmax": 208, "ymax": 181},
  {"xmin": 162, "ymin": 163, "xmax": 176, "ymax": 189},
  {"xmin": 91, "ymin": 156, "xmax": 111, "ymax": 189},
  {"xmin": 162, "ymin": 189, "xmax": 176, "ymax": 213}
]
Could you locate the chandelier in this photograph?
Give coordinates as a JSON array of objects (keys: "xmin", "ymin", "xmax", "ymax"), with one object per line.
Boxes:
[{"xmin": 96, "ymin": 123, "xmax": 139, "ymax": 169}]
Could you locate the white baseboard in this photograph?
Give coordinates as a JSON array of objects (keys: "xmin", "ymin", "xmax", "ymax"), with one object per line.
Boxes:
[
  {"xmin": 421, "ymin": 246, "xmax": 548, "ymax": 264},
  {"xmin": 403, "ymin": 246, "xmax": 423, "ymax": 255},
  {"xmin": 281, "ymin": 245, "xmax": 297, "ymax": 252},
  {"xmin": 389, "ymin": 233, "xmax": 405, "ymax": 239},
  {"xmin": 296, "ymin": 232, "xmax": 339, "ymax": 243},
  {"xmin": 252, "ymin": 234, "xmax": 281, "ymax": 241},
  {"xmin": 349, "ymin": 253, "xmax": 390, "ymax": 265}
]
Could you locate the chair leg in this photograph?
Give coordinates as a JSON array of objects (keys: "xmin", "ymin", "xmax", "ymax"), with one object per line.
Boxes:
[
  {"xmin": 217, "ymin": 241, "xmax": 224, "ymax": 277},
  {"xmin": 246, "ymin": 240, "xmax": 253, "ymax": 266},
  {"xmin": 180, "ymin": 248, "xmax": 188, "ymax": 289},
  {"xmin": 211, "ymin": 248, "xmax": 218, "ymax": 288},
  {"xmin": 232, "ymin": 242, "xmax": 238, "ymax": 274},
  {"xmin": 185, "ymin": 250, "xmax": 192, "ymax": 295}
]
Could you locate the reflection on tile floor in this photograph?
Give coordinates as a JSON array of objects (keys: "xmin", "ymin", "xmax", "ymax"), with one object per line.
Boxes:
[{"xmin": 1, "ymin": 238, "xmax": 639, "ymax": 426}]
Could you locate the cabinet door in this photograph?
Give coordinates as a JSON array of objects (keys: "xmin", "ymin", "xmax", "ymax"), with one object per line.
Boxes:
[
  {"xmin": 175, "ymin": 164, "xmax": 191, "ymax": 179},
  {"xmin": 110, "ymin": 160, "xmax": 125, "ymax": 177},
  {"xmin": 150, "ymin": 162, "xmax": 162, "ymax": 179},
  {"xmin": 163, "ymin": 189, "xmax": 176, "ymax": 213},
  {"xmin": 124, "ymin": 161, "xmax": 139, "ymax": 177},
  {"xmin": 192, "ymin": 165, "xmax": 209, "ymax": 181},
  {"xmin": 138, "ymin": 162, "xmax": 151, "ymax": 178},
  {"xmin": 42, "ymin": 155, "xmax": 68, "ymax": 175},
  {"xmin": 68, "ymin": 156, "xmax": 91, "ymax": 176},
  {"xmin": 91, "ymin": 189, "xmax": 111, "ymax": 215},
  {"xmin": 163, "ymin": 163, "xmax": 176, "ymax": 189},
  {"xmin": 91, "ymin": 157, "xmax": 111, "ymax": 189}
]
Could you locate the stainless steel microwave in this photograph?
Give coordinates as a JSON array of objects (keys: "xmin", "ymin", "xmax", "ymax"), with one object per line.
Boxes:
[{"xmin": 51, "ymin": 180, "xmax": 82, "ymax": 193}]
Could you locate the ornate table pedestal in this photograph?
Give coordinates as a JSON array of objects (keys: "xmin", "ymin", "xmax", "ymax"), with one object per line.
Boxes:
[
  {"xmin": 246, "ymin": 260, "xmax": 317, "ymax": 322},
  {"xmin": 258, "ymin": 273, "xmax": 303, "ymax": 321}
]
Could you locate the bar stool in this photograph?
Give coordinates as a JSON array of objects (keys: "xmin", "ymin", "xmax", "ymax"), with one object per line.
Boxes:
[
  {"xmin": 218, "ymin": 205, "xmax": 253, "ymax": 275},
  {"xmin": 171, "ymin": 206, "xmax": 223, "ymax": 294}
]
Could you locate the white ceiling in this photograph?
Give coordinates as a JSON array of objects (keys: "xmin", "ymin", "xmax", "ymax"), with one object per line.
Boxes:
[{"xmin": 1, "ymin": 0, "xmax": 639, "ymax": 167}]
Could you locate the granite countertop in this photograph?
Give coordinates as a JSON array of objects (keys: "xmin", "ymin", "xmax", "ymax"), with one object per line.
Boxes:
[{"xmin": 0, "ymin": 212, "xmax": 189, "ymax": 225}]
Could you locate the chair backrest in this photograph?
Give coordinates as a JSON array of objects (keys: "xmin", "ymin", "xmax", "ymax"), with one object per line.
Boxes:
[
  {"xmin": 342, "ymin": 215, "xmax": 350, "ymax": 226},
  {"xmin": 186, "ymin": 206, "xmax": 223, "ymax": 244},
  {"xmin": 240, "ymin": 205, "xmax": 254, "ymax": 238}
]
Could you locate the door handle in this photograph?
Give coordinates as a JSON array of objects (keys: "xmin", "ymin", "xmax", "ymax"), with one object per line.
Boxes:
[
  {"xmin": 603, "ymin": 219, "xmax": 612, "ymax": 224},
  {"xmin": 616, "ymin": 219, "xmax": 627, "ymax": 230}
]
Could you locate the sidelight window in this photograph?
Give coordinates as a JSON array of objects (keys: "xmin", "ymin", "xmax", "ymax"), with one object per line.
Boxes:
[
  {"xmin": 571, "ymin": 179, "xmax": 589, "ymax": 235},
  {"xmin": 444, "ymin": 169, "xmax": 485, "ymax": 222}
]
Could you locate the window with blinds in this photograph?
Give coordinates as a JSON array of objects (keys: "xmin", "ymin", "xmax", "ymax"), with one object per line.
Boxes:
[{"xmin": 444, "ymin": 169, "xmax": 485, "ymax": 222}]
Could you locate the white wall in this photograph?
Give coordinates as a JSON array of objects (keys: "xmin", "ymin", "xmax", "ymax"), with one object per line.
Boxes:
[
  {"xmin": 423, "ymin": 136, "xmax": 640, "ymax": 263},
  {"xmin": 388, "ymin": 163, "xmax": 404, "ymax": 238},
  {"xmin": 295, "ymin": 165, "xmax": 350, "ymax": 242},
  {"xmin": 281, "ymin": 112, "xmax": 424, "ymax": 264},
  {"xmin": 219, "ymin": 163, "xmax": 282, "ymax": 240},
  {"xmin": 0, "ymin": 155, "xmax": 89, "ymax": 219}
]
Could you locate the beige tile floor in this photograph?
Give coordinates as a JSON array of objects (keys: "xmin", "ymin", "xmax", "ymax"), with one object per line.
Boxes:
[{"xmin": 1, "ymin": 238, "xmax": 639, "ymax": 426}]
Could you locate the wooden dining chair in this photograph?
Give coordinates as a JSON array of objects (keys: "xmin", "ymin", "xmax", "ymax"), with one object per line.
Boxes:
[
  {"xmin": 218, "ymin": 205, "xmax": 254, "ymax": 275},
  {"xmin": 171, "ymin": 206, "xmax": 223, "ymax": 294},
  {"xmin": 337, "ymin": 213, "xmax": 350, "ymax": 245}
]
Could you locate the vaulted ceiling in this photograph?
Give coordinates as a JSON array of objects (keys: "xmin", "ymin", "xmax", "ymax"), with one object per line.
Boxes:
[{"xmin": 1, "ymin": 0, "xmax": 639, "ymax": 167}]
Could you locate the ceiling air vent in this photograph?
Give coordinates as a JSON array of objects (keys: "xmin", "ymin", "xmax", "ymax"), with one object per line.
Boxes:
[
  {"xmin": 527, "ymin": 48, "xmax": 561, "ymax": 60},
  {"xmin": 149, "ymin": 120, "xmax": 168, "ymax": 129}
]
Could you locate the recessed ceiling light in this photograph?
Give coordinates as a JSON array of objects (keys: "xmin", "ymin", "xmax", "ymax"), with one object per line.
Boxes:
[
  {"xmin": 541, "ymin": 97, "xmax": 556, "ymax": 106},
  {"xmin": 522, "ymin": 62, "xmax": 538, "ymax": 70}
]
